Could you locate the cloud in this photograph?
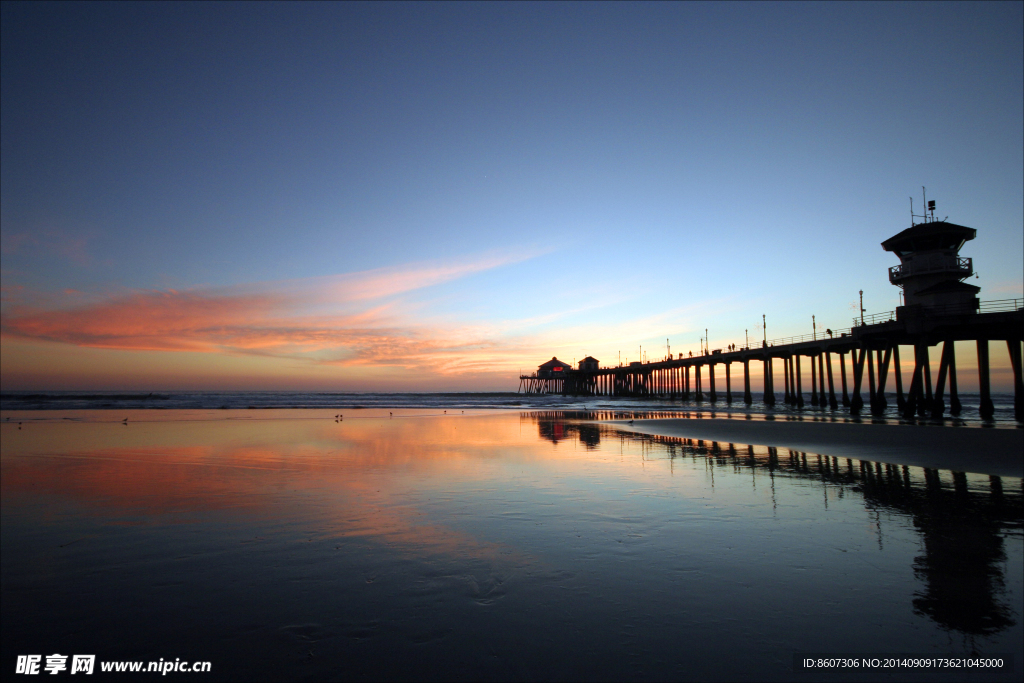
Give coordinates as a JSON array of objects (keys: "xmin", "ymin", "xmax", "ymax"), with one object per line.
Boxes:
[
  {"xmin": 0, "ymin": 250, "xmax": 543, "ymax": 374},
  {"xmin": 233, "ymin": 247, "xmax": 546, "ymax": 308},
  {"xmin": 0, "ymin": 228, "xmax": 94, "ymax": 265}
]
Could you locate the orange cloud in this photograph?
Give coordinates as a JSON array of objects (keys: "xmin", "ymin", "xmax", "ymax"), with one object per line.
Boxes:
[{"xmin": 0, "ymin": 251, "xmax": 547, "ymax": 376}]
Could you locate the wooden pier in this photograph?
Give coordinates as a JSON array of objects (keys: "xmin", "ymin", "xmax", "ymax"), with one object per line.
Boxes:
[
  {"xmin": 519, "ymin": 301, "xmax": 1023, "ymax": 420},
  {"xmin": 519, "ymin": 215, "xmax": 1024, "ymax": 420}
]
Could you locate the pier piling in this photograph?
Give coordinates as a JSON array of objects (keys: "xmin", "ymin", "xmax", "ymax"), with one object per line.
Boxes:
[
  {"xmin": 948, "ymin": 342, "xmax": 961, "ymax": 416},
  {"xmin": 1009, "ymin": 340, "xmax": 1023, "ymax": 422},
  {"xmin": 826, "ymin": 352, "xmax": 838, "ymax": 409},
  {"xmin": 840, "ymin": 351, "xmax": 850, "ymax": 407},
  {"xmin": 783, "ymin": 357, "xmax": 791, "ymax": 404},
  {"xmin": 931, "ymin": 340, "xmax": 952, "ymax": 419},
  {"xmin": 725, "ymin": 362, "xmax": 733, "ymax": 403},
  {"xmin": 795, "ymin": 355, "xmax": 804, "ymax": 407},
  {"xmin": 978, "ymin": 340, "xmax": 994, "ymax": 420},
  {"xmin": 920, "ymin": 349, "xmax": 934, "ymax": 417},
  {"xmin": 709, "ymin": 362, "xmax": 717, "ymax": 403},
  {"xmin": 866, "ymin": 346, "xmax": 877, "ymax": 413},
  {"xmin": 818, "ymin": 354, "xmax": 827, "ymax": 408},
  {"xmin": 893, "ymin": 346, "xmax": 905, "ymax": 410},
  {"xmin": 743, "ymin": 359, "xmax": 752, "ymax": 404},
  {"xmin": 811, "ymin": 354, "xmax": 819, "ymax": 406}
]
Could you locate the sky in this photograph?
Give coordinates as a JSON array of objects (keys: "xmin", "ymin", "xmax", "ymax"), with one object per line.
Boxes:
[{"xmin": 2, "ymin": 1, "xmax": 1022, "ymax": 391}]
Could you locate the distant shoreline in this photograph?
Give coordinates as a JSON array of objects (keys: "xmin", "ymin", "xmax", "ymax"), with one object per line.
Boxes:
[{"xmin": 607, "ymin": 418, "xmax": 1024, "ymax": 478}]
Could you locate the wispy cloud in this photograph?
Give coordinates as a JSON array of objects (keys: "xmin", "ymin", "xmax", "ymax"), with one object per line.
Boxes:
[
  {"xmin": 0, "ymin": 250, "xmax": 547, "ymax": 375},
  {"xmin": 0, "ymin": 228, "xmax": 96, "ymax": 266}
]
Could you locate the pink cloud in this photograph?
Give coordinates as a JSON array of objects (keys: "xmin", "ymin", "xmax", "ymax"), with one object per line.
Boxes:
[{"xmin": 0, "ymin": 251, "xmax": 544, "ymax": 375}]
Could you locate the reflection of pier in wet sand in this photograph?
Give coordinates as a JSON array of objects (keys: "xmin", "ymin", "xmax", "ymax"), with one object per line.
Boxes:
[{"xmin": 530, "ymin": 411, "xmax": 1023, "ymax": 641}]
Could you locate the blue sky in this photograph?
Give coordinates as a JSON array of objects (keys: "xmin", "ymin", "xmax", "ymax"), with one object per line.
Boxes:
[{"xmin": 2, "ymin": 1, "xmax": 1021, "ymax": 390}]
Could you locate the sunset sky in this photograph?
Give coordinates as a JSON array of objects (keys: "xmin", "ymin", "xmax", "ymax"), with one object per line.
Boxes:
[{"xmin": 2, "ymin": 2, "xmax": 1022, "ymax": 391}]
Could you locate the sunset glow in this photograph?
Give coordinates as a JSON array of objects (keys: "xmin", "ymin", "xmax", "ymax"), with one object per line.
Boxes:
[{"xmin": 2, "ymin": 3, "xmax": 1021, "ymax": 391}]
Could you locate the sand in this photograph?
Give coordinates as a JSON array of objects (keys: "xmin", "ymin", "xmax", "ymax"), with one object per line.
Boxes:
[{"xmin": 607, "ymin": 417, "xmax": 1024, "ymax": 478}]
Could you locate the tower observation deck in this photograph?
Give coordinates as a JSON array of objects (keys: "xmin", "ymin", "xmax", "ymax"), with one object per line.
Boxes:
[{"xmin": 882, "ymin": 219, "xmax": 979, "ymax": 317}]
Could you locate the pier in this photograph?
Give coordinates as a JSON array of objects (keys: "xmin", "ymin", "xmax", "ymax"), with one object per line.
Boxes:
[{"xmin": 519, "ymin": 211, "xmax": 1024, "ymax": 421}]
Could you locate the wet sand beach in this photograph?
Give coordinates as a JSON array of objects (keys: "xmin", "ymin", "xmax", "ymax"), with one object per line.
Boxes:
[
  {"xmin": 610, "ymin": 417, "xmax": 1024, "ymax": 478},
  {"xmin": 2, "ymin": 409, "xmax": 1022, "ymax": 681}
]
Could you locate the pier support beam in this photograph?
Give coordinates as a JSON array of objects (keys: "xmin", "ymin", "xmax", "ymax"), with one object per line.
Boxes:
[
  {"xmin": 840, "ymin": 352, "xmax": 850, "ymax": 406},
  {"xmin": 1009, "ymin": 340, "xmax": 1023, "ymax": 422},
  {"xmin": 931, "ymin": 340, "xmax": 953, "ymax": 419},
  {"xmin": 978, "ymin": 340, "xmax": 994, "ymax": 420},
  {"xmin": 866, "ymin": 346, "xmax": 877, "ymax": 414},
  {"xmin": 818, "ymin": 353, "xmax": 827, "ymax": 408},
  {"xmin": 851, "ymin": 348, "xmax": 865, "ymax": 414},
  {"xmin": 810, "ymin": 354, "xmax": 819, "ymax": 406},
  {"xmin": 743, "ymin": 360, "xmax": 752, "ymax": 404},
  {"xmin": 817, "ymin": 355, "xmax": 827, "ymax": 407},
  {"xmin": 948, "ymin": 343, "xmax": 961, "ymax": 416},
  {"xmin": 764, "ymin": 358, "xmax": 775, "ymax": 406},
  {"xmin": 709, "ymin": 363, "xmax": 717, "ymax": 403},
  {"xmin": 725, "ymin": 362, "xmax": 733, "ymax": 403},
  {"xmin": 920, "ymin": 349, "xmax": 933, "ymax": 417},
  {"xmin": 795, "ymin": 355, "xmax": 804, "ymax": 407},
  {"xmin": 786, "ymin": 358, "xmax": 794, "ymax": 405},
  {"xmin": 826, "ymin": 352, "xmax": 838, "ymax": 410},
  {"xmin": 695, "ymin": 364, "xmax": 703, "ymax": 402},
  {"xmin": 874, "ymin": 347, "xmax": 891, "ymax": 415},
  {"xmin": 904, "ymin": 344, "xmax": 926, "ymax": 419},
  {"xmin": 893, "ymin": 345, "xmax": 905, "ymax": 411}
]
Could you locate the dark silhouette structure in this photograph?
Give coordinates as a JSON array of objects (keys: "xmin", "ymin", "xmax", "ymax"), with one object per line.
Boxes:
[{"xmin": 520, "ymin": 210, "xmax": 1024, "ymax": 421}]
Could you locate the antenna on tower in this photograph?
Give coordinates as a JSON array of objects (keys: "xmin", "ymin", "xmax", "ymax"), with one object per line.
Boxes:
[
  {"xmin": 909, "ymin": 196, "xmax": 915, "ymax": 226},
  {"xmin": 922, "ymin": 187, "xmax": 927, "ymax": 223}
]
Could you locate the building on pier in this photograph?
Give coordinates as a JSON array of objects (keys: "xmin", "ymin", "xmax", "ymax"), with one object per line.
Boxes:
[
  {"xmin": 882, "ymin": 219, "xmax": 979, "ymax": 316},
  {"xmin": 578, "ymin": 356, "xmax": 600, "ymax": 372},
  {"xmin": 537, "ymin": 357, "xmax": 572, "ymax": 378}
]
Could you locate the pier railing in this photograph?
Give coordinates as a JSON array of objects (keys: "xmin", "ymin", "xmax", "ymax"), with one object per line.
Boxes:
[
  {"xmin": 979, "ymin": 298, "xmax": 1023, "ymax": 313},
  {"xmin": 888, "ymin": 256, "xmax": 972, "ymax": 284},
  {"xmin": 852, "ymin": 310, "xmax": 897, "ymax": 327},
  {"xmin": 850, "ymin": 299, "xmax": 1022, "ymax": 327},
  {"xmin": 762, "ymin": 329, "xmax": 854, "ymax": 347}
]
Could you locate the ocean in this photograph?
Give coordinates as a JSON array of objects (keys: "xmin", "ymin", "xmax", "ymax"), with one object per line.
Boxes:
[{"xmin": 1, "ymin": 390, "xmax": 1019, "ymax": 425}]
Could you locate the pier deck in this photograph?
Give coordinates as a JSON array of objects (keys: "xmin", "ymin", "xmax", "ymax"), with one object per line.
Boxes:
[{"xmin": 519, "ymin": 300, "xmax": 1024, "ymax": 421}]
